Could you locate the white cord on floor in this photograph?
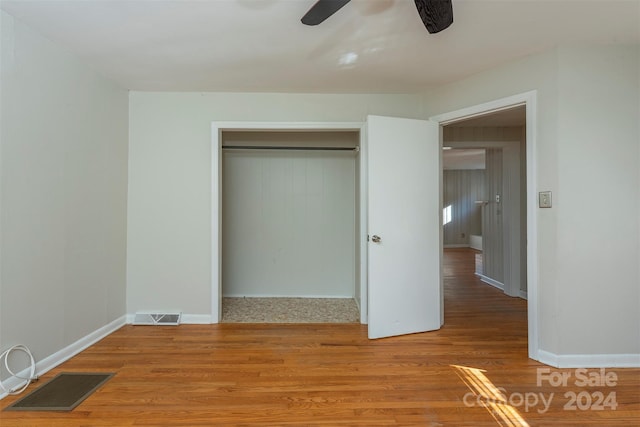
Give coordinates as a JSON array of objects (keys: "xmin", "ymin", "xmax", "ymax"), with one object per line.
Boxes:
[{"xmin": 0, "ymin": 344, "xmax": 38, "ymax": 395}]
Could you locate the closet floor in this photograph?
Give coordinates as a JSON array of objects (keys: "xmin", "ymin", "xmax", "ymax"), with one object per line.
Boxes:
[{"xmin": 222, "ymin": 297, "xmax": 359, "ymax": 323}]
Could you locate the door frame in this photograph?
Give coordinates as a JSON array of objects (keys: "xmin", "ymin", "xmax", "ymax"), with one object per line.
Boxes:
[
  {"xmin": 210, "ymin": 121, "xmax": 368, "ymax": 324},
  {"xmin": 430, "ymin": 90, "xmax": 539, "ymax": 361}
]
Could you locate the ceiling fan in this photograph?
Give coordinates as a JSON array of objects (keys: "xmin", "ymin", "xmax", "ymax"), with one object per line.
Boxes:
[{"xmin": 301, "ymin": 0, "xmax": 453, "ymax": 34}]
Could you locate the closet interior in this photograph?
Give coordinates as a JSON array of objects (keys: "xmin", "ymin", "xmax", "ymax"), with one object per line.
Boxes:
[{"xmin": 221, "ymin": 130, "xmax": 361, "ymax": 323}]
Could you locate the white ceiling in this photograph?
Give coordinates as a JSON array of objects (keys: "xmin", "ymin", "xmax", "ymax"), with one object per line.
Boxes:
[{"xmin": 1, "ymin": 0, "xmax": 638, "ymax": 93}]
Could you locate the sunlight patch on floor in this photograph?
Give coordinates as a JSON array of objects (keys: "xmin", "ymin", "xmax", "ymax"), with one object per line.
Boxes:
[{"xmin": 452, "ymin": 364, "xmax": 530, "ymax": 427}]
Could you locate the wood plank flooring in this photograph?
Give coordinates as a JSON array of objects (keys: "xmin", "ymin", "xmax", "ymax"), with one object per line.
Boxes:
[{"xmin": 2, "ymin": 248, "xmax": 639, "ymax": 426}]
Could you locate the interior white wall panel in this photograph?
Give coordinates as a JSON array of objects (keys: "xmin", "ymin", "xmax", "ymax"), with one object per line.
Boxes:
[
  {"xmin": 0, "ymin": 11, "xmax": 128, "ymax": 372},
  {"xmin": 554, "ymin": 46, "xmax": 640, "ymax": 355},
  {"xmin": 222, "ymin": 133, "xmax": 357, "ymax": 297}
]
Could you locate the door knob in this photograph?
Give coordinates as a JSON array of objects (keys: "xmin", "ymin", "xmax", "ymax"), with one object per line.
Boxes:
[{"xmin": 371, "ymin": 235, "xmax": 381, "ymax": 243}]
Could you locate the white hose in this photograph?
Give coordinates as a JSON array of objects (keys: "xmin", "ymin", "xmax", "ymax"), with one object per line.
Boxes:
[{"xmin": 0, "ymin": 345, "xmax": 37, "ymax": 395}]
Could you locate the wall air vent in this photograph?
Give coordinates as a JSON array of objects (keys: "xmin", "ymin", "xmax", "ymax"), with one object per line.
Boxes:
[{"xmin": 133, "ymin": 312, "xmax": 181, "ymax": 326}]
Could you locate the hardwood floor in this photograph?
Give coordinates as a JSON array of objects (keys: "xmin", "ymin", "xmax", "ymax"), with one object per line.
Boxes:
[{"xmin": 2, "ymin": 248, "xmax": 639, "ymax": 426}]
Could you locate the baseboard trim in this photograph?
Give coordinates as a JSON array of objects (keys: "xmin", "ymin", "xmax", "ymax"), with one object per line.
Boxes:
[
  {"xmin": 477, "ymin": 274, "xmax": 504, "ymax": 291},
  {"xmin": 125, "ymin": 313, "xmax": 213, "ymax": 325},
  {"xmin": 0, "ymin": 315, "xmax": 127, "ymax": 400},
  {"xmin": 180, "ymin": 314, "xmax": 213, "ymax": 324},
  {"xmin": 519, "ymin": 290, "xmax": 528, "ymax": 300},
  {"xmin": 538, "ymin": 350, "xmax": 640, "ymax": 368},
  {"xmin": 443, "ymin": 244, "xmax": 470, "ymax": 248}
]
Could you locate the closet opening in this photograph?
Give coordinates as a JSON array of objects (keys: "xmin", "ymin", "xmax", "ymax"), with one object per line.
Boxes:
[{"xmin": 220, "ymin": 130, "xmax": 362, "ymax": 323}]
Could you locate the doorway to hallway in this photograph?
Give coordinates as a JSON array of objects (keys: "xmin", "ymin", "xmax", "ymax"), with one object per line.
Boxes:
[{"xmin": 431, "ymin": 91, "xmax": 539, "ymax": 360}]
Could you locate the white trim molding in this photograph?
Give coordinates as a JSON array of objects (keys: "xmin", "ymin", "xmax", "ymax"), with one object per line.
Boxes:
[
  {"xmin": 0, "ymin": 315, "xmax": 127, "ymax": 400},
  {"xmin": 477, "ymin": 274, "xmax": 504, "ymax": 291},
  {"xmin": 180, "ymin": 314, "xmax": 213, "ymax": 324},
  {"xmin": 538, "ymin": 350, "xmax": 640, "ymax": 368},
  {"xmin": 430, "ymin": 91, "xmax": 533, "ymax": 126},
  {"xmin": 211, "ymin": 121, "xmax": 367, "ymax": 325}
]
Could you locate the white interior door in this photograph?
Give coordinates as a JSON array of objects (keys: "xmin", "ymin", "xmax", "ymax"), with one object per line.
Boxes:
[{"xmin": 367, "ymin": 115, "xmax": 441, "ymax": 339}]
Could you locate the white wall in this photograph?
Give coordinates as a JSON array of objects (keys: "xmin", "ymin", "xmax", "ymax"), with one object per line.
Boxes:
[
  {"xmin": 554, "ymin": 46, "xmax": 639, "ymax": 355},
  {"xmin": 127, "ymin": 92, "xmax": 423, "ymax": 315},
  {"xmin": 222, "ymin": 132, "xmax": 357, "ymax": 298},
  {"xmin": 0, "ymin": 11, "xmax": 128, "ymax": 371},
  {"xmin": 424, "ymin": 46, "xmax": 640, "ymax": 359}
]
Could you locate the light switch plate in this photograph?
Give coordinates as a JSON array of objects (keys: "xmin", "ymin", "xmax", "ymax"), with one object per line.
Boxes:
[{"xmin": 539, "ymin": 191, "xmax": 552, "ymax": 208}]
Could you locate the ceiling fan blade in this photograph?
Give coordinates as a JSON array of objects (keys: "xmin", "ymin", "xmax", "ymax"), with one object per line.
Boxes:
[
  {"xmin": 301, "ymin": 0, "xmax": 351, "ymax": 26},
  {"xmin": 414, "ymin": 0, "xmax": 453, "ymax": 34}
]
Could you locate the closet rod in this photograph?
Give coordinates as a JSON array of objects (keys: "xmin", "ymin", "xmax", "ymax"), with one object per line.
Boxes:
[{"xmin": 222, "ymin": 145, "xmax": 358, "ymax": 152}]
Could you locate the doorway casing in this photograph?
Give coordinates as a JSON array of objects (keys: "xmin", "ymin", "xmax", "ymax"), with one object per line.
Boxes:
[
  {"xmin": 430, "ymin": 90, "xmax": 539, "ymax": 361},
  {"xmin": 211, "ymin": 122, "xmax": 368, "ymax": 325}
]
